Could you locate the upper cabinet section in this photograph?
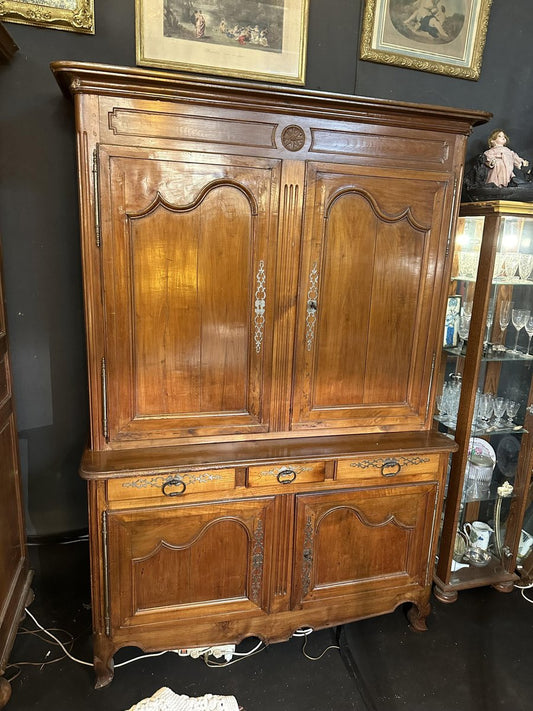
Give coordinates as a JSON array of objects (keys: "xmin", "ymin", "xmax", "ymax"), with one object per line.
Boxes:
[{"xmin": 52, "ymin": 62, "xmax": 489, "ymax": 450}]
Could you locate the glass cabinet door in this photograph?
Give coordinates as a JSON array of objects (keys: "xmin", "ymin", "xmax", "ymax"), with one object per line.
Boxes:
[{"xmin": 434, "ymin": 201, "xmax": 533, "ymax": 603}]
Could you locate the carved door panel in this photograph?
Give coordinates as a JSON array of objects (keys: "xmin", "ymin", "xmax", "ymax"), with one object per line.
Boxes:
[
  {"xmin": 106, "ymin": 496, "xmax": 275, "ymax": 631},
  {"xmin": 291, "ymin": 163, "xmax": 451, "ymax": 433},
  {"xmin": 97, "ymin": 145, "xmax": 281, "ymax": 444},
  {"xmin": 291, "ymin": 484, "xmax": 439, "ymax": 609}
]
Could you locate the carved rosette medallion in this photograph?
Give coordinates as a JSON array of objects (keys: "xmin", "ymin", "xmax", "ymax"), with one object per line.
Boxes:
[
  {"xmin": 250, "ymin": 518, "xmax": 265, "ymax": 604},
  {"xmin": 281, "ymin": 125, "xmax": 306, "ymax": 152}
]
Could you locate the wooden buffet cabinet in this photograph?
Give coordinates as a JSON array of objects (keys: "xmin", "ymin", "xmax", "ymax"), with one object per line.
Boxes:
[{"xmin": 51, "ymin": 61, "xmax": 488, "ymax": 688}]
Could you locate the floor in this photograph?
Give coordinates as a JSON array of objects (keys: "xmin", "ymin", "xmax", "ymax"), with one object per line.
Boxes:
[{"xmin": 3, "ymin": 539, "xmax": 533, "ymax": 711}]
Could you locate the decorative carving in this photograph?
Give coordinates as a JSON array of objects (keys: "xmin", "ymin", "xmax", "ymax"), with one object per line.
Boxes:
[
  {"xmin": 250, "ymin": 518, "xmax": 264, "ymax": 604},
  {"xmin": 301, "ymin": 514, "xmax": 314, "ymax": 596},
  {"xmin": 0, "ymin": 0, "xmax": 94, "ymax": 34},
  {"xmin": 350, "ymin": 456, "xmax": 430, "ymax": 470},
  {"xmin": 281, "ymin": 125, "xmax": 306, "ymax": 152},
  {"xmin": 254, "ymin": 260, "xmax": 266, "ymax": 353},
  {"xmin": 305, "ymin": 263, "xmax": 319, "ymax": 351},
  {"xmin": 121, "ymin": 471, "xmax": 222, "ymax": 489},
  {"xmin": 255, "ymin": 464, "xmax": 312, "ymax": 480}
]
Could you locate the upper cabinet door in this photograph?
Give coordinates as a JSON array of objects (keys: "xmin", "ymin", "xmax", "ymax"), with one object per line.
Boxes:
[
  {"xmin": 98, "ymin": 146, "xmax": 280, "ymax": 444},
  {"xmin": 291, "ymin": 163, "xmax": 452, "ymax": 434}
]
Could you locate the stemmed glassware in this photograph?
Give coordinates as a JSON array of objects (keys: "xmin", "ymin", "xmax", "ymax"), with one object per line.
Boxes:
[
  {"xmin": 505, "ymin": 399, "xmax": 520, "ymax": 426},
  {"xmin": 524, "ymin": 316, "xmax": 533, "ymax": 358},
  {"xmin": 498, "ymin": 300, "xmax": 512, "ymax": 348},
  {"xmin": 511, "ymin": 308, "xmax": 531, "ymax": 354},
  {"xmin": 492, "ymin": 396, "xmax": 507, "ymax": 428},
  {"xmin": 484, "ymin": 300, "xmax": 495, "ymax": 348},
  {"xmin": 457, "ymin": 315, "xmax": 470, "ymax": 354},
  {"xmin": 477, "ymin": 392, "xmax": 494, "ymax": 431}
]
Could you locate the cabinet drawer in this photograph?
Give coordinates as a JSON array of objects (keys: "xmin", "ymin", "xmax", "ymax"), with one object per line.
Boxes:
[
  {"xmin": 336, "ymin": 453, "xmax": 440, "ymax": 486},
  {"xmin": 248, "ymin": 461, "xmax": 325, "ymax": 488},
  {"xmin": 107, "ymin": 468, "xmax": 235, "ymax": 505}
]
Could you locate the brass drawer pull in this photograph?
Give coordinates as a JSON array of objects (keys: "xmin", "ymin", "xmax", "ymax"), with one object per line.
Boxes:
[
  {"xmin": 277, "ymin": 469, "xmax": 297, "ymax": 484},
  {"xmin": 380, "ymin": 460, "xmax": 402, "ymax": 477},
  {"xmin": 162, "ymin": 478, "xmax": 187, "ymax": 496}
]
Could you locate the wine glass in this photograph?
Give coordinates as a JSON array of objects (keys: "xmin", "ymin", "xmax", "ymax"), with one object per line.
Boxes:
[
  {"xmin": 525, "ymin": 316, "xmax": 533, "ymax": 358},
  {"xmin": 493, "ymin": 396, "xmax": 506, "ymax": 428},
  {"xmin": 498, "ymin": 300, "xmax": 512, "ymax": 347},
  {"xmin": 477, "ymin": 392, "xmax": 494, "ymax": 431},
  {"xmin": 457, "ymin": 315, "xmax": 470, "ymax": 353},
  {"xmin": 484, "ymin": 300, "xmax": 495, "ymax": 347},
  {"xmin": 511, "ymin": 308, "xmax": 531, "ymax": 354},
  {"xmin": 505, "ymin": 399, "xmax": 520, "ymax": 426}
]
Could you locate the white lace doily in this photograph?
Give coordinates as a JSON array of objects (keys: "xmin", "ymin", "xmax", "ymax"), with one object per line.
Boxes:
[{"xmin": 125, "ymin": 687, "xmax": 240, "ymax": 711}]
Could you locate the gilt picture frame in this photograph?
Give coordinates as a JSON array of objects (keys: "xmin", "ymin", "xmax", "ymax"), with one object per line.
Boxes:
[
  {"xmin": 0, "ymin": 0, "xmax": 94, "ymax": 33},
  {"xmin": 360, "ymin": 0, "xmax": 492, "ymax": 80},
  {"xmin": 136, "ymin": 0, "xmax": 309, "ymax": 85}
]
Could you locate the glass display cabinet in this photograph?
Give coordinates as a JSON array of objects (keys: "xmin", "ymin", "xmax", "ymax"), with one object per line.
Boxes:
[{"xmin": 434, "ymin": 200, "xmax": 533, "ymax": 602}]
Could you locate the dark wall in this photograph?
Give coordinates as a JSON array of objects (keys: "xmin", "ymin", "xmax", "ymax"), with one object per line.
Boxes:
[{"xmin": 0, "ymin": 1, "xmax": 531, "ymax": 536}]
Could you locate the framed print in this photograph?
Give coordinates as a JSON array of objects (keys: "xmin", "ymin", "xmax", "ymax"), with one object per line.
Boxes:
[
  {"xmin": 0, "ymin": 0, "xmax": 94, "ymax": 33},
  {"xmin": 136, "ymin": 0, "xmax": 309, "ymax": 85},
  {"xmin": 360, "ymin": 0, "xmax": 492, "ymax": 80},
  {"xmin": 444, "ymin": 295, "xmax": 462, "ymax": 347}
]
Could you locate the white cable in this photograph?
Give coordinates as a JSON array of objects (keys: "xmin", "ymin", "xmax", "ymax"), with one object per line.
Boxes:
[
  {"xmin": 115, "ymin": 650, "xmax": 170, "ymax": 668},
  {"xmin": 203, "ymin": 640, "xmax": 265, "ymax": 668},
  {"xmin": 292, "ymin": 627, "xmax": 314, "ymax": 637},
  {"xmin": 301, "ymin": 634, "xmax": 340, "ymax": 661},
  {"xmin": 23, "ymin": 606, "xmax": 264, "ymax": 670},
  {"xmin": 24, "ymin": 608, "xmax": 93, "ymax": 667}
]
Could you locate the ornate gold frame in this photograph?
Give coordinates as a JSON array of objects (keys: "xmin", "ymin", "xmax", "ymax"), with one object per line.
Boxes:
[
  {"xmin": 136, "ymin": 0, "xmax": 309, "ymax": 85},
  {"xmin": 0, "ymin": 1, "xmax": 94, "ymax": 34},
  {"xmin": 360, "ymin": 0, "xmax": 492, "ymax": 81}
]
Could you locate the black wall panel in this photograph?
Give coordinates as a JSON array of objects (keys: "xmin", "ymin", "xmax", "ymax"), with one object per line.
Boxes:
[{"xmin": 0, "ymin": 1, "xmax": 531, "ymax": 535}]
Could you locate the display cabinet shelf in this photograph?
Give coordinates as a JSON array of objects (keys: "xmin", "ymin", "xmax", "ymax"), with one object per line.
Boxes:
[{"xmin": 434, "ymin": 200, "xmax": 533, "ymax": 603}]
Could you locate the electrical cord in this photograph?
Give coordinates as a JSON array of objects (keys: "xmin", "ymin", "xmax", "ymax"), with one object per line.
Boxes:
[
  {"xmin": 514, "ymin": 580, "xmax": 533, "ymax": 604},
  {"xmin": 23, "ymin": 608, "xmax": 93, "ymax": 667},
  {"xmin": 21, "ymin": 608, "xmax": 268, "ymax": 671},
  {"xmin": 203, "ymin": 640, "xmax": 266, "ymax": 668},
  {"xmin": 301, "ymin": 633, "xmax": 340, "ymax": 661}
]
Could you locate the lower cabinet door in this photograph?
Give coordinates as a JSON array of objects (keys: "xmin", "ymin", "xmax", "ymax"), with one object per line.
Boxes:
[
  {"xmin": 106, "ymin": 496, "xmax": 275, "ymax": 631},
  {"xmin": 292, "ymin": 484, "xmax": 439, "ymax": 608}
]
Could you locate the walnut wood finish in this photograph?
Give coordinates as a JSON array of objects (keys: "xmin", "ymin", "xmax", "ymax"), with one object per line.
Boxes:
[
  {"xmin": 52, "ymin": 61, "xmax": 487, "ymax": 687},
  {"xmin": 0, "ymin": 242, "xmax": 33, "ymax": 709}
]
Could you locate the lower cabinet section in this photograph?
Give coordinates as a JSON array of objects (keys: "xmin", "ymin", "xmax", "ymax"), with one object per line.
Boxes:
[
  {"xmin": 292, "ymin": 484, "xmax": 438, "ymax": 609},
  {"xmin": 83, "ymin": 432, "xmax": 455, "ymax": 688},
  {"xmin": 107, "ymin": 497, "xmax": 275, "ymax": 629}
]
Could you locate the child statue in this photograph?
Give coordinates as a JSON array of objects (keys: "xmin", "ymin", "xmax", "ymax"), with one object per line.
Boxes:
[{"xmin": 483, "ymin": 129, "xmax": 529, "ymax": 188}]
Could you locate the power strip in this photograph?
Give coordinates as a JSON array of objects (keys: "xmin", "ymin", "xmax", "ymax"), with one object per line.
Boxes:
[{"xmin": 175, "ymin": 644, "xmax": 236, "ymax": 661}]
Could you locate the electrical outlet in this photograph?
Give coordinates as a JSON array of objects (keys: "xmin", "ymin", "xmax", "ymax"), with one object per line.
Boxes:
[{"xmin": 173, "ymin": 645, "xmax": 235, "ymax": 661}]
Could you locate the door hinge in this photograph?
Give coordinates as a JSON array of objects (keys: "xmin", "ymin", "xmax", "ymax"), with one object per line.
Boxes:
[
  {"xmin": 92, "ymin": 147, "xmax": 101, "ymax": 247},
  {"xmin": 101, "ymin": 356, "xmax": 109, "ymax": 442},
  {"xmin": 102, "ymin": 511, "xmax": 110, "ymax": 636}
]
